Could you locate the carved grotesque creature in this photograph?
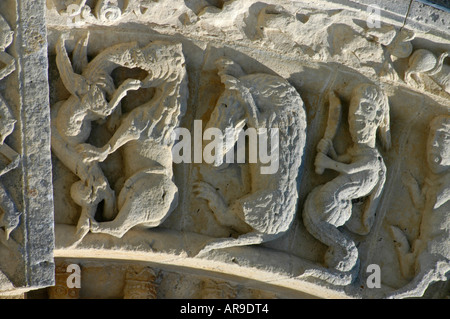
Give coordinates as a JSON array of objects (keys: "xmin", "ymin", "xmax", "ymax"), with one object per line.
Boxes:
[
  {"xmin": 193, "ymin": 58, "xmax": 307, "ymax": 255},
  {"xmin": 52, "ymin": 33, "xmax": 187, "ymax": 239},
  {"xmin": 390, "ymin": 115, "xmax": 450, "ymax": 298},
  {"xmin": 75, "ymin": 42, "xmax": 188, "ymax": 238},
  {"xmin": 303, "ymin": 84, "xmax": 390, "ymax": 274}
]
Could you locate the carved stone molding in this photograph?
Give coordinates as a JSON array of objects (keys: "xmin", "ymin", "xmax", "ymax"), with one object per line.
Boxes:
[{"xmin": 0, "ymin": 0, "xmax": 54, "ymax": 295}]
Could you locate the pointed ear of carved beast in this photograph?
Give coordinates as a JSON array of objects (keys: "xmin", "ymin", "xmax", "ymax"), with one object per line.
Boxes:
[
  {"xmin": 215, "ymin": 58, "xmax": 260, "ymax": 128},
  {"xmin": 215, "ymin": 57, "xmax": 245, "ymax": 83}
]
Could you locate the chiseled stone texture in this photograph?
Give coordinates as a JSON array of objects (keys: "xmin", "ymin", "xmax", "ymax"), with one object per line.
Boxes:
[
  {"xmin": 16, "ymin": 0, "xmax": 450, "ymax": 299},
  {"xmin": 0, "ymin": 0, "xmax": 54, "ymax": 295}
]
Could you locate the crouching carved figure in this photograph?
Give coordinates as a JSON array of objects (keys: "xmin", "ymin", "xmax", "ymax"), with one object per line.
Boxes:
[
  {"xmin": 52, "ymin": 33, "xmax": 187, "ymax": 238},
  {"xmin": 390, "ymin": 115, "xmax": 450, "ymax": 299},
  {"xmin": 303, "ymin": 84, "xmax": 390, "ymax": 274},
  {"xmin": 193, "ymin": 58, "xmax": 307, "ymax": 255}
]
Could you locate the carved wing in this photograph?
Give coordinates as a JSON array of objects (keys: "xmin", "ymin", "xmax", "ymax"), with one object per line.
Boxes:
[
  {"xmin": 72, "ymin": 32, "xmax": 89, "ymax": 75},
  {"xmin": 55, "ymin": 36, "xmax": 89, "ymax": 97}
]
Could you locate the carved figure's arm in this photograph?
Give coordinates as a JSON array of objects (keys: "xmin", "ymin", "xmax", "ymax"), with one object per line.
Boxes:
[
  {"xmin": 104, "ymin": 108, "xmax": 149, "ymax": 155},
  {"xmin": 315, "ymin": 152, "xmax": 369, "ymax": 175},
  {"xmin": 105, "ymin": 78, "xmax": 142, "ymax": 116},
  {"xmin": 317, "ymin": 138, "xmax": 352, "ymax": 163},
  {"xmin": 193, "ymin": 181, "xmax": 251, "ymax": 234}
]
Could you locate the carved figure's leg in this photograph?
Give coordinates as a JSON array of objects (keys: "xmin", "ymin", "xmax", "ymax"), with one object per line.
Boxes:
[
  {"xmin": 51, "ymin": 120, "xmax": 117, "ymax": 222},
  {"xmin": 90, "ymin": 170, "xmax": 117, "ymax": 221},
  {"xmin": 303, "ymin": 188, "xmax": 358, "ymax": 272},
  {"xmin": 90, "ymin": 170, "xmax": 178, "ymax": 238}
]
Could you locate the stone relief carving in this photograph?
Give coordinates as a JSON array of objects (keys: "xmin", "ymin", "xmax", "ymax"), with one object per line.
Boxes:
[
  {"xmin": 405, "ymin": 49, "xmax": 450, "ymax": 95},
  {"xmin": 42, "ymin": 0, "xmax": 450, "ymax": 299},
  {"xmin": 389, "ymin": 115, "xmax": 450, "ymax": 298},
  {"xmin": 303, "ymin": 84, "xmax": 390, "ymax": 275},
  {"xmin": 48, "ymin": 0, "xmax": 154, "ymax": 24},
  {"xmin": 0, "ymin": 14, "xmax": 20, "ymax": 245},
  {"xmin": 193, "ymin": 57, "xmax": 306, "ymax": 255},
  {"xmin": 51, "ymin": 33, "xmax": 187, "ymax": 239}
]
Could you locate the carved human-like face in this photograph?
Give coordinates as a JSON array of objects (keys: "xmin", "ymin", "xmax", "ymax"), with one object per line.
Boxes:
[
  {"xmin": 348, "ymin": 97, "xmax": 382, "ymax": 146},
  {"xmin": 205, "ymin": 90, "xmax": 247, "ymax": 159},
  {"xmin": 427, "ymin": 122, "xmax": 450, "ymax": 174}
]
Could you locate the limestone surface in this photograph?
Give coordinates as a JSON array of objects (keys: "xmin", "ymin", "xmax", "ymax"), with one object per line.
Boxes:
[{"xmin": 1, "ymin": 0, "xmax": 449, "ymax": 299}]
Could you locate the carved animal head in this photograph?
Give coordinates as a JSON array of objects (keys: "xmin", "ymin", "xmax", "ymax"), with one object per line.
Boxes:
[
  {"xmin": 348, "ymin": 83, "xmax": 390, "ymax": 150},
  {"xmin": 204, "ymin": 58, "xmax": 260, "ymax": 159},
  {"xmin": 427, "ymin": 115, "xmax": 450, "ymax": 174},
  {"xmin": 205, "ymin": 89, "xmax": 248, "ymax": 158},
  {"xmin": 136, "ymin": 41, "xmax": 186, "ymax": 88}
]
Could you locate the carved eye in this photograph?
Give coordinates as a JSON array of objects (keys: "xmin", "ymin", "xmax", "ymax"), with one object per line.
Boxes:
[
  {"xmin": 361, "ymin": 102, "xmax": 374, "ymax": 112},
  {"xmin": 222, "ymin": 103, "xmax": 228, "ymax": 108}
]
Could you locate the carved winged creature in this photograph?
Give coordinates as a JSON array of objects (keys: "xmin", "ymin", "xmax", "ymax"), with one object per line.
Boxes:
[
  {"xmin": 53, "ymin": 34, "xmax": 188, "ymax": 238},
  {"xmin": 51, "ymin": 33, "xmax": 166, "ymax": 238}
]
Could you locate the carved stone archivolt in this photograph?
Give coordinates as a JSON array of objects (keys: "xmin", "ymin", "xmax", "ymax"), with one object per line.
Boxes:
[
  {"xmin": 45, "ymin": 0, "xmax": 449, "ymax": 300},
  {"xmin": 0, "ymin": 0, "xmax": 448, "ymax": 299}
]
